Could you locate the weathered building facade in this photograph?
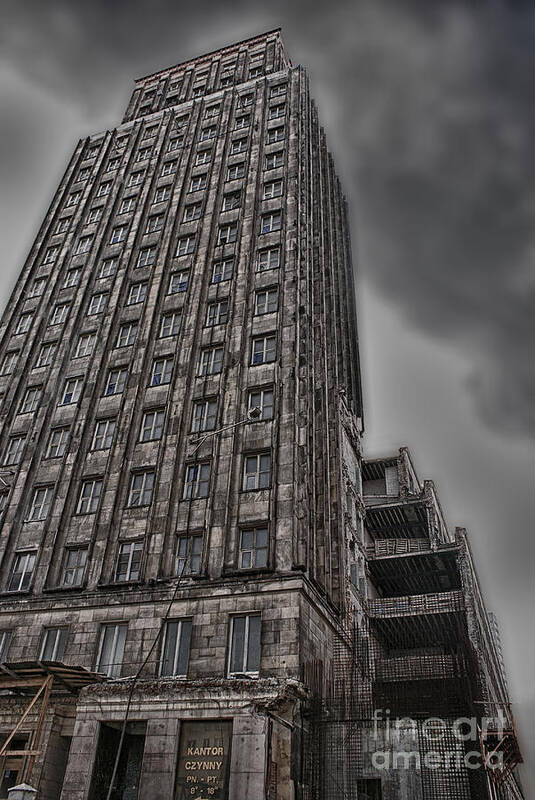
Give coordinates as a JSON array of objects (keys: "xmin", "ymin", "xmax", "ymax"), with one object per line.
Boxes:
[{"xmin": 0, "ymin": 28, "xmax": 524, "ymax": 800}]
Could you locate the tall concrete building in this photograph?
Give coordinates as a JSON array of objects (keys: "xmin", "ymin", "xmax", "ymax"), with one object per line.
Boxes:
[{"xmin": 0, "ymin": 28, "xmax": 524, "ymax": 800}]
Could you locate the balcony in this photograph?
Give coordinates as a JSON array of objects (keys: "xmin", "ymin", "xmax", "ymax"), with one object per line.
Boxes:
[{"xmin": 368, "ymin": 590, "xmax": 464, "ymax": 619}]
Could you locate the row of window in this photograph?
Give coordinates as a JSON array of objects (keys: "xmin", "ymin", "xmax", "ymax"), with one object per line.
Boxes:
[
  {"xmin": 3, "ymin": 387, "xmax": 272, "ymax": 470},
  {"xmin": 12, "ymin": 333, "xmax": 275, "ymax": 420},
  {"xmin": 0, "ymin": 610, "xmax": 262, "ymax": 678},
  {"xmin": 56, "ymin": 205, "xmax": 282, "ymax": 264},
  {"xmin": 8, "ymin": 517, "xmax": 269, "ymax": 597},
  {"xmin": 17, "ymin": 449, "xmax": 271, "ymax": 528},
  {"xmin": 65, "ymin": 128, "xmax": 284, "ymax": 212},
  {"xmin": 4, "ymin": 246, "xmax": 281, "ymax": 376}
]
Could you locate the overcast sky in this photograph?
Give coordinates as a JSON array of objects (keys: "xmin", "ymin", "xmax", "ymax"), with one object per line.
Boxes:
[{"xmin": 1, "ymin": 0, "xmax": 534, "ymax": 790}]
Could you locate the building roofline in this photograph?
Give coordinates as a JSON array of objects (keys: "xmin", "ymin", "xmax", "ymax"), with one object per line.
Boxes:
[{"xmin": 135, "ymin": 28, "xmax": 287, "ymax": 84}]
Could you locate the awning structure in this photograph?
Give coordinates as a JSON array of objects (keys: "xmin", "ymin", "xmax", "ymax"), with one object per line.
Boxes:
[{"xmin": 0, "ymin": 661, "xmax": 103, "ymax": 785}]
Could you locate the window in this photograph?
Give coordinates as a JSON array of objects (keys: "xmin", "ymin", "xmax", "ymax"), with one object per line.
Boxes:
[
  {"xmin": 77, "ymin": 479, "xmax": 102, "ymax": 514},
  {"xmin": 86, "ymin": 207, "xmax": 102, "ymax": 224},
  {"xmin": 104, "ymin": 368, "xmax": 127, "ymax": 396},
  {"xmin": 137, "ymin": 146, "xmax": 152, "ymax": 161},
  {"xmin": 238, "ymin": 93, "xmax": 254, "ymax": 107},
  {"xmin": 96, "ymin": 181, "xmax": 111, "ymax": 197},
  {"xmin": 145, "ymin": 215, "xmax": 164, "ymax": 235},
  {"xmin": 243, "ymin": 453, "xmax": 271, "ymax": 490},
  {"xmin": 265, "ymin": 152, "xmax": 284, "ymax": 170},
  {"xmin": 55, "ymin": 218, "xmax": 70, "ymax": 234},
  {"xmin": 234, "ymin": 114, "xmax": 250, "ymax": 130},
  {"xmin": 220, "ymin": 74, "xmax": 233, "ymax": 88},
  {"xmin": 61, "ymin": 547, "xmax": 87, "ymax": 586},
  {"xmin": 76, "ymin": 235, "xmax": 93, "ymax": 254},
  {"xmin": 199, "ymin": 126, "xmax": 216, "ymax": 142},
  {"xmin": 128, "ymin": 171, "xmax": 144, "ymax": 187},
  {"xmin": 239, "ymin": 526, "xmax": 268, "ymax": 569},
  {"xmin": 160, "ymin": 619, "xmax": 192, "ymax": 676},
  {"xmin": 140, "ymin": 409, "xmax": 165, "ymax": 442},
  {"xmin": 205, "ymin": 105, "xmax": 220, "ymax": 118},
  {"xmin": 168, "ymin": 136, "xmax": 183, "ymax": 152},
  {"xmin": 109, "ymin": 226, "xmax": 127, "ymax": 245},
  {"xmin": 63, "ymin": 269, "xmax": 80, "ymax": 288},
  {"xmin": 117, "ymin": 322, "xmax": 138, "ymax": 348},
  {"xmin": 189, "ymin": 175, "xmax": 207, "ymax": 192},
  {"xmin": 3, "ymin": 436, "xmax": 26, "ymax": 466},
  {"xmin": 248, "ymin": 388, "xmax": 273, "ymax": 421},
  {"xmin": 78, "ymin": 167, "xmax": 91, "ymax": 181},
  {"xmin": 228, "ymin": 614, "xmax": 261, "ymax": 675},
  {"xmin": 160, "ymin": 160, "xmax": 177, "ymax": 177},
  {"xmin": 43, "ymin": 246, "xmax": 59, "ymax": 265},
  {"xmin": 40, "ymin": 628, "xmax": 68, "ymax": 661},
  {"xmin": 75, "ymin": 333, "xmax": 96, "ymax": 358},
  {"xmin": 8, "ymin": 552, "xmax": 36, "ymax": 592},
  {"xmin": 99, "ymin": 258, "xmax": 118, "ymax": 278},
  {"xmin": 268, "ymin": 103, "xmax": 286, "ymax": 120},
  {"xmin": 222, "ymin": 192, "xmax": 240, "ymax": 211},
  {"xmin": 169, "ymin": 270, "xmax": 189, "ymax": 292},
  {"xmin": 252, "ymin": 335, "xmax": 276, "ymax": 365},
  {"xmin": 261, "ymin": 212, "xmax": 281, "ymax": 234},
  {"xmin": 183, "ymin": 203, "xmax": 202, "ymax": 222},
  {"xmin": 150, "ymin": 358, "xmax": 173, "ymax": 386},
  {"xmin": 143, "ymin": 125, "xmax": 157, "ymax": 139},
  {"xmin": 46, "ymin": 427, "xmax": 70, "ymax": 458},
  {"xmin": 106, "ymin": 157, "xmax": 121, "ymax": 172},
  {"xmin": 88, "ymin": 293, "xmax": 108, "ymax": 315},
  {"xmin": 255, "ymin": 288, "xmax": 278, "ymax": 315},
  {"xmin": 206, "ymin": 301, "xmax": 228, "ymax": 327},
  {"xmin": 267, "ymin": 126, "xmax": 285, "ymax": 144},
  {"xmin": 227, "ymin": 163, "xmax": 245, "ymax": 181},
  {"xmin": 196, "ymin": 149, "xmax": 211, "ymax": 166},
  {"xmin": 128, "ymin": 471, "xmax": 155, "ymax": 506},
  {"xmin": 1, "ymin": 352, "xmax": 18, "ymax": 376},
  {"xmin": 0, "ymin": 631, "xmax": 11, "ymax": 663},
  {"xmin": 199, "ymin": 347, "xmax": 223, "ymax": 376},
  {"xmin": 263, "ymin": 180, "xmax": 283, "ymax": 199},
  {"xmin": 258, "ymin": 247, "xmax": 280, "ymax": 271},
  {"xmin": 176, "ymin": 235, "xmax": 195, "ymax": 256},
  {"xmin": 36, "ymin": 342, "xmax": 56, "ymax": 368},
  {"xmin": 60, "ymin": 377, "xmax": 83, "ymax": 405},
  {"xmin": 160, "ymin": 312, "xmax": 181, "ymax": 338},
  {"xmin": 119, "ymin": 197, "xmax": 136, "ymax": 214},
  {"xmin": 230, "ymin": 138, "xmax": 247, "ymax": 155},
  {"xmin": 20, "ymin": 387, "xmax": 41, "ymax": 414},
  {"xmin": 28, "ymin": 486, "xmax": 54, "ymax": 521},
  {"xmin": 175, "ymin": 533, "xmax": 203, "ymax": 576},
  {"xmin": 65, "ymin": 191, "xmax": 81, "ymax": 207},
  {"xmin": 28, "ymin": 278, "xmax": 46, "ymax": 298},
  {"xmin": 184, "ymin": 463, "xmax": 210, "ymax": 499},
  {"xmin": 115, "ymin": 541, "xmax": 143, "ymax": 582},
  {"xmin": 97, "ymin": 623, "xmax": 127, "ymax": 677},
  {"xmin": 217, "ymin": 223, "xmax": 237, "ymax": 245},
  {"xmin": 192, "ymin": 85, "xmax": 205, "ymax": 98},
  {"xmin": 249, "ymin": 65, "xmax": 263, "ymax": 78},
  {"xmin": 92, "ymin": 419, "xmax": 116, "ymax": 450},
  {"xmin": 127, "ymin": 282, "xmax": 148, "ymax": 305},
  {"xmin": 192, "ymin": 400, "xmax": 216, "ymax": 432},
  {"xmin": 15, "ymin": 314, "xmax": 32, "ymax": 335},
  {"xmin": 212, "ymin": 258, "xmax": 233, "ymax": 283},
  {"xmin": 270, "ymin": 84, "xmax": 287, "ymax": 98},
  {"xmin": 137, "ymin": 247, "xmax": 157, "ymax": 270},
  {"xmin": 153, "ymin": 186, "xmax": 171, "ymax": 204}
]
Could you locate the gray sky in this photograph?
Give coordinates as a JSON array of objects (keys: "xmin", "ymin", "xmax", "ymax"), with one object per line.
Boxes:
[{"xmin": 1, "ymin": 0, "xmax": 534, "ymax": 790}]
